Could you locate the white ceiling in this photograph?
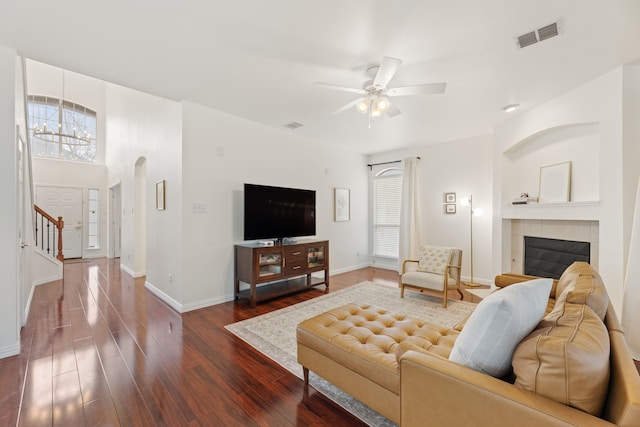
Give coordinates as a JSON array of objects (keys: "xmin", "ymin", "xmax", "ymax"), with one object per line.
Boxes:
[{"xmin": 1, "ymin": 1, "xmax": 639, "ymax": 154}]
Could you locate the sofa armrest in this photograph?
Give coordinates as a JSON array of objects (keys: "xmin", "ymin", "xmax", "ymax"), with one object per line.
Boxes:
[
  {"xmin": 399, "ymin": 350, "xmax": 613, "ymax": 427},
  {"xmin": 494, "ymin": 273, "xmax": 559, "ymax": 298}
]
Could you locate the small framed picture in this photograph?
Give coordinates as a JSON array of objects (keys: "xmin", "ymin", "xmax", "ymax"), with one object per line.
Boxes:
[
  {"xmin": 444, "ymin": 192, "xmax": 456, "ymax": 203},
  {"xmin": 445, "ymin": 204, "xmax": 456, "ymax": 214},
  {"xmin": 156, "ymin": 180, "xmax": 166, "ymax": 210}
]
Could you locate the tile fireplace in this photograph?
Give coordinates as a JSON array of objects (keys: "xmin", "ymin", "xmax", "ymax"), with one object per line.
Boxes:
[{"xmin": 508, "ymin": 219, "xmax": 599, "ymax": 276}]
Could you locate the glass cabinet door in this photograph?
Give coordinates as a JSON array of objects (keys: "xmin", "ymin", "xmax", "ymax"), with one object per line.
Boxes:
[
  {"xmin": 307, "ymin": 245, "xmax": 325, "ymax": 268},
  {"xmin": 258, "ymin": 252, "xmax": 282, "ymax": 278}
]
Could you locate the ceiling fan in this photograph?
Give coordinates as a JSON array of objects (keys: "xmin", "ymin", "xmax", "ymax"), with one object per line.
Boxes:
[{"xmin": 315, "ymin": 56, "xmax": 446, "ymax": 126}]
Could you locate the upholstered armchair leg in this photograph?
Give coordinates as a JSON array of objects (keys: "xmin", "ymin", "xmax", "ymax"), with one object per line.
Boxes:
[
  {"xmin": 400, "ymin": 285, "xmax": 405, "ymax": 298},
  {"xmin": 457, "ymin": 288, "xmax": 464, "ymax": 300},
  {"xmin": 443, "ymin": 286, "xmax": 448, "ymax": 308}
]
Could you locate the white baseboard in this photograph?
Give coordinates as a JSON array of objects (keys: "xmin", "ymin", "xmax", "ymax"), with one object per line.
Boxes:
[
  {"xmin": 0, "ymin": 342, "xmax": 19, "ymax": 359},
  {"xmin": 329, "ymin": 262, "xmax": 372, "ymax": 276},
  {"xmin": 119, "ymin": 263, "xmax": 145, "ymax": 278},
  {"xmin": 181, "ymin": 294, "xmax": 235, "ymax": 313},
  {"xmin": 144, "ymin": 280, "xmax": 182, "ymax": 312},
  {"xmin": 144, "ymin": 280, "xmax": 235, "ymax": 313},
  {"xmin": 120, "ymin": 264, "xmax": 135, "ymax": 277},
  {"xmin": 33, "ymin": 275, "xmax": 62, "ymax": 286}
]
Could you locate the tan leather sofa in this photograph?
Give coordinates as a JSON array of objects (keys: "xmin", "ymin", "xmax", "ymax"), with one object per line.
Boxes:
[{"xmin": 297, "ymin": 263, "xmax": 640, "ymax": 426}]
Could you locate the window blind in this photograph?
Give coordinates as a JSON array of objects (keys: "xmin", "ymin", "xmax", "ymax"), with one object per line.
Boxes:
[{"xmin": 373, "ymin": 173, "xmax": 402, "ymax": 258}]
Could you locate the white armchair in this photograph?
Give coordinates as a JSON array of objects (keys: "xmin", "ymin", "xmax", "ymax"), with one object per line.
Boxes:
[{"xmin": 400, "ymin": 246, "xmax": 463, "ymax": 308}]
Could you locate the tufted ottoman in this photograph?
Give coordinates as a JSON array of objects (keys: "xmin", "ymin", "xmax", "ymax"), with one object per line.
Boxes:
[{"xmin": 296, "ymin": 303, "xmax": 461, "ymax": 423}]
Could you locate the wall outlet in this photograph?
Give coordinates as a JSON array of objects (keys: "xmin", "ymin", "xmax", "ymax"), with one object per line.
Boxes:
[{"xmin": 169, "ymin": 273, "xmax": 172, "ymax": 283}]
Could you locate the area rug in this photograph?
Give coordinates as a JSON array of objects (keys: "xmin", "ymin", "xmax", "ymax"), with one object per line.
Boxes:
[{"xmin": 225, "ymin": 281, "xmax": 477, "ymax": 426}]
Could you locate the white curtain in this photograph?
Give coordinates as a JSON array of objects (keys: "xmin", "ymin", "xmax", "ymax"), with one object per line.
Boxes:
[
  {"xmin": 398, "ymin": 157, "xmax": 422, "ymax": 272},
  {"xmin": 622, "ymin": 176, "xmax": 640, "ymax": 359}
]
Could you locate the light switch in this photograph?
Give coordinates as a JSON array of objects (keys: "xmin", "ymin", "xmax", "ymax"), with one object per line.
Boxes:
[{"xmin": 192, "ymin": 203, "xmax": 207, "ymax": 213}]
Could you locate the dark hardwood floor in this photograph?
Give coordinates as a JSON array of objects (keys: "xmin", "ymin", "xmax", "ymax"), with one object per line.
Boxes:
[
  {"xmin": 0, "ymin": 259, "xmax": 405, "ymax": 426},
  {"xmin": 2, "ymin": 258, "xmax": 636, "ymax": 426}
]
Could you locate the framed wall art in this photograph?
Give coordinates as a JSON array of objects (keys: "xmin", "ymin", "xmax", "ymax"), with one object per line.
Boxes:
[
  {"xmin": 444, "ymin": 192, "xmax": 456, "ymax": 203},
  {"xmin": 445, "ymin": 204, "xmax": 456, "ymax": 214},
  {"xmin": 334, "ymin": 187, "xmax": 350, "ymax": 221}
]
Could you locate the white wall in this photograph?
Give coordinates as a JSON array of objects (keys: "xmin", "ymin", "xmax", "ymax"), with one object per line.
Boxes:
[
  {"xmin": 368, "ymin": 134, "xmax": 494, "ymax": 284},
  {"xmin": 493, "ymin": 65, "xmax": 640, "ymax": 314},
  {"xmin": 0, "ymin": 45, "xmax": 19, "ymax": 357},
  {"xmin": 105, "ymin": 84, "xmax": 184, "ymax": 309},
  {"xmin": 180, "ymin": 101, "xmax": 369, "ymax": 310}
]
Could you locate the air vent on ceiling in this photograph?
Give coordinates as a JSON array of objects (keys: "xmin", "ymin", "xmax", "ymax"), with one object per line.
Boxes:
[
  {"xmin": 517, "ymin": 31, "xmax": 538, "ymax": 49},
  {"xmin": 537, "ymin": 22, "xmax": 560, "ymax": 41},
  {"xmin": 283, "ymin": 121, "xmax": 304, "ymax": 130},
  {"xmin": 515, "ymin": 19, "xmax": 562, "ymax": 49}
]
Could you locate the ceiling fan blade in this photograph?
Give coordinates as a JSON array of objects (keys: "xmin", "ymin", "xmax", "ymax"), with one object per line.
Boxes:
[
  {"xmin": 315, "ymin": 82, "xmax": 366, "ymax": 95},
  {"xmin": 373, "ymin": 56, "xmax": 402, "ymax": 88},
  {"xmin": 332, "ymin": 98, "xmax": 364, "ymax": 114},
  {"xmin": 386, "ymin": 82, "xmax": 447, "ymax": 97},
  {"xmin": 386, "ymin": 103, "xmax": 402, "ymax": 117}
]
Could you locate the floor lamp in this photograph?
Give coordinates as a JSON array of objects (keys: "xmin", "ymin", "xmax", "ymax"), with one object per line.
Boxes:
[{"xmin": 461, "ymin": 195, "xmax": 482, "ymax": 287}]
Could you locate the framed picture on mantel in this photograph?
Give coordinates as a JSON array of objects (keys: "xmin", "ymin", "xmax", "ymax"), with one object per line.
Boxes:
[{"xmin": 539, "ymin": 161, "xmax": 571, "ymax": 203}]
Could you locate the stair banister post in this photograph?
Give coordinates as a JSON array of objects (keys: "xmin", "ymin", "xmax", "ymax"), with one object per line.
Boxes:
[{"xmin": 56, "ymin": 216, "xmax": 64, "ymax": 262}]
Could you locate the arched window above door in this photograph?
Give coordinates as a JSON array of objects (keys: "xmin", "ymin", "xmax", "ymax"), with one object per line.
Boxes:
[{"xmin": 27, "ymin": 95, "xmax": 98, "ymax": 163}]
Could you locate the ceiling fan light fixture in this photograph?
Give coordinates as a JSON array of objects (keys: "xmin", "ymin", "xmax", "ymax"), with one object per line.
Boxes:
[
  {"xmin": 373, "ymin": 96, "xmax": 390, "ymax": 113},
  {"xmin": 356, "ymin": 99, "xmax": 370, "ymax": 113}
]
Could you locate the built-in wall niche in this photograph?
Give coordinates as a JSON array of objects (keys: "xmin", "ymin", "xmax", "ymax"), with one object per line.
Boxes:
[{"xmin": 502, "ymin": 123, "xmax": 600, "ymax": 204}]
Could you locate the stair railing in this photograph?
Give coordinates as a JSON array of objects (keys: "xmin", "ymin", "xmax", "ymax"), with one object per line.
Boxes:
[{"xmin": 34, "ymin": 204, "xmax": 64, "ymax": 261}]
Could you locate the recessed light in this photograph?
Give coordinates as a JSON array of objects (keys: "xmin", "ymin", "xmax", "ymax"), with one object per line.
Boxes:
[{"xmin": 503, "ymin": 104, "xmax": 520, "ymax": 113}]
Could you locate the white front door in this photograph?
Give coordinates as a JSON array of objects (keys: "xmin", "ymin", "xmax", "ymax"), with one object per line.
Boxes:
[{"xmin": 36, "ymin": 185, "xmax": 83, "ymax": 259}]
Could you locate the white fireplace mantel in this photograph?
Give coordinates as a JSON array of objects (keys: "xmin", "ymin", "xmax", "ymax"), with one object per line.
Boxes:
[{"xmin": 502, "ymin": 201, "xmax": 600, "ymax": 221}]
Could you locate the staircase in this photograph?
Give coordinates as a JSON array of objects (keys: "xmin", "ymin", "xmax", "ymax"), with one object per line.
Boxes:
[{"xmin": 33, "ymin": 204, "xmax": 64, "ymax": 262}]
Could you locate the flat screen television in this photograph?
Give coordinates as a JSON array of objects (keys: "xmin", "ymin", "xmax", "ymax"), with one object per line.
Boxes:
[{"xmin": 243, "ymin": 183, "xmax": 316, "ymax": 241}]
